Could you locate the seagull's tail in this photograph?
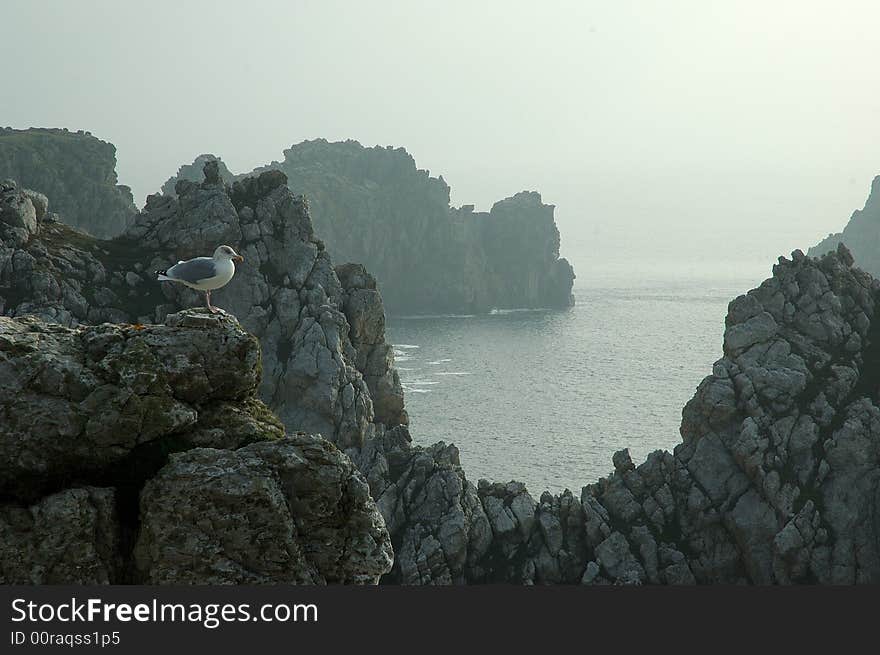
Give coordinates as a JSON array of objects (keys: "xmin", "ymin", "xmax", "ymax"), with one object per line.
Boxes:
[{"xmin": 155, "ymin": 270, "xmax": 174, "ymax": 282}]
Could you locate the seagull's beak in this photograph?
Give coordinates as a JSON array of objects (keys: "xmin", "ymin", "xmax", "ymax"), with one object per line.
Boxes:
[{"xmin": 233, "ymin": 255, "xmax": 244, "ymax": 263}]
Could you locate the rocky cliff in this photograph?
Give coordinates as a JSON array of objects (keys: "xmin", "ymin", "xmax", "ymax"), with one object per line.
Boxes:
[
  {"xmin": 348, "ymin": 243, "xmax": 880, "ymax": 584},
  {"xmin": 167, "ymin": 141, "xmax": 576, "ymax": 314},
  {"xmin": 0, "ymin": 309, "xmax": 393, "ymax": 584},
  {"xmin": 1, "ymin": 171, "xmax": 410, "ymax": 583},
  {"xmin": 1, "ymin": 164, "xmax": 406, "ymax": 450},
  {"xmin": 809, "ymin": 176, "xmax": 880, "ymax": 281},
  {"xmin": 0, "ymin": 128, "xmax": 137, "ymax": 238},
  {"xmin": 6, "ymin": 162, "xmax": 880, "ymax": 584}
]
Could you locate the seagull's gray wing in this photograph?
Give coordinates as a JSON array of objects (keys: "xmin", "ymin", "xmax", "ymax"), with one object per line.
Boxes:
[{"xmin": 166, "ymin": 257, "xmax": 217, "ymax": 283}]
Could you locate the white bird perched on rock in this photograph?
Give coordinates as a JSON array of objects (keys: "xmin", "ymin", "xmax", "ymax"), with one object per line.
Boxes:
[{"xmin": 156, "ymin": 245, "xmax": 244, "ymax": 314}]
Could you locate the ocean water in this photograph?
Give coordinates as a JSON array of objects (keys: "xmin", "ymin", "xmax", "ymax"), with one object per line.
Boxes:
[{"xmin": 386, "ymin": 260, "xmax": 769, "ymax": 496}]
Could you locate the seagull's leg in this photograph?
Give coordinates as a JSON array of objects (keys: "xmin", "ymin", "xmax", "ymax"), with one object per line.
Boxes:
[{"xmin": 205, "ymin": 290, "xmax": 219, "ymax": 314}]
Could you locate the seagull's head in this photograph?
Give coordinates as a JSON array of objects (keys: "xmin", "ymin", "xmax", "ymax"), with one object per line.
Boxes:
[{"xmin": 214, "ymin": 245, "xmax": 244, "ymax": 263}]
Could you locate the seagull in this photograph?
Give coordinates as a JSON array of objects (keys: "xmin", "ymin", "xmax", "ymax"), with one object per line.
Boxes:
[{"xmin": 156, "ymin": 245, "xmax": 244, "ymax": 314}]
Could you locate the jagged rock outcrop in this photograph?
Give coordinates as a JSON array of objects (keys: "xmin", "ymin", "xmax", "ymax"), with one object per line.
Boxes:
[
  {"xmin": 0, "ymin": 128, "xmax": 136, "ymax": 238},
  {"xmin": 0, "ymin": 309, "xmax": 393, "ymax": 584},
  {"xmin": 130, "ymin": 165, "xmax": 389, "ymax": 447},
  {"xmin": 362, "ymin": 243, "xmax": 880, "ymax": 585},
  {"xmin": 350, "ymin": 427, "xmax": 492, "ymax": 584},
  {"xmin": 1, "ymin": 165, "xmax": 408, "ymax": 449},
  {"xmin": 352, "ymin": 425, "xmax": 589, "ymax": 584},
  {"xmin": 167, "ymin": 141, "xmax": 575, "ymax": 314},
  {"xmin": 809, "ymin": 175, "xmax": 880, "ymax": 279},
  {"xmin": 160, "ymin": 154, "xmax": 236, "ymax": 196},
  {"xmin": 335, "ymin": 262, "xmax": 407, "ymax": 426}
]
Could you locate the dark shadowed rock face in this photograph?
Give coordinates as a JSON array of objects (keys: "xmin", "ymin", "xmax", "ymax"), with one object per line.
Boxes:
[
  {"xmin": 166, "ymin": 141, "xmax": 576, "ymax": 314},
  {"xmin": 0, "ymin": 309, "xmax": 392, "ymax": 584},
  {"xmin": 0, "ymin": 487, "xmax": 121, "ymax": 584},
  {"xmin": 0, "ymin": 128, "xmax": 136, "ymax": 238}
]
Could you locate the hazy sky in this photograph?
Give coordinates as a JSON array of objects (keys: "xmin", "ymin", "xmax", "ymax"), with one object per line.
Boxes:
[{"xmin": 4, "ymin": 1, "xmax": 879, "ymax": 278}]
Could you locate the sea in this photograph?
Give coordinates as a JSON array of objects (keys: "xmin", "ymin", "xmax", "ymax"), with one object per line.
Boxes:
[{"xmin": 385, "ymin": 257, "xmax": 772, "ymax": 496}]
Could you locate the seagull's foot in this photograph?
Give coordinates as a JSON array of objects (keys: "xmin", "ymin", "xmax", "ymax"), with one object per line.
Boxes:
[{"xmin": 207, "ymin": 305, "xmax": 221, "ymax": 314}]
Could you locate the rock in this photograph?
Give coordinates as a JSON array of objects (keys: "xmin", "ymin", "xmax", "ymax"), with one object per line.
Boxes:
[
  {"xmin": 1, "ymin": 179, "xmax": 39, "ymax": 246},
  {"xmin": 135, "ymin": 435, "xmax": 393, "ymax": 584},
  {"xmin": 612, "ymin": 448, "xmax": 635, "ymax": 472},
  {"xmin": 723, "ymin": 312, "xmax": 778, "ymax": 353},
  {"xmin": 594, "ymin": 532, "xmax": 645, "ymax": 584},
  {"xmin": 0, "ymin": 128, "xmax": 136, "ymax": 238},
  {"xmin": 351, "ymin": 428, "xmax": 491, "ymax": 584},
  {"xmin": 202, "ymin": 159, "xmax": 223, "ymax": 185},
  {"xmin": 0, "ymin": 487, "xmax": 121, "ymax": 584},
  {"xmin": 0, "ymin": 309, "xmax": 393, "ymax": 585},
  {"xmin": 2, "ymin": 165, "xmax": 407, "ymax": 584},
  {"xmin": 336, "ymin": 262, "xmax": 407, "ymax": 426},
  {"xmin": 574, "ymin": 245, "xmax": 880, "ymax": 585},
  {"xmin": 130, "ymin": 166, "xmax": 376, "ymax": 448},
  {"xmin": 160, "ymin": 154, "xmax": 236, "ymax": 195},
  {"xmin": 0, "ymin": 310, "xmax": 261, "ymax": 499}
]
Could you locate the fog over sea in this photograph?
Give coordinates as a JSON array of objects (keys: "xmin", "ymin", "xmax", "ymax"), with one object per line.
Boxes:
[{"xmin": 387, "ymin": 254, "xmax": 773, "ymax": 495}]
